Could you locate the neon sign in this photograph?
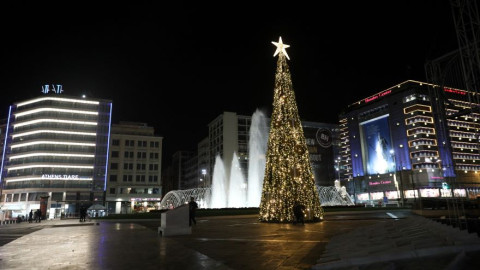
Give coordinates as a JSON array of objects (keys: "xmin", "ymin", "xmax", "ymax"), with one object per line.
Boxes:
[
  {"xmin": 444, "ymin": 88, "xmax": 466, "ymax": 95},
  {"xmin": 42, "ymin": 174, "xmax": 79, "ymax": 179},
  {"xmin": 365, "ymin": 90, "xmax": 392, "ymax": 103},
  {"xmin": 368, "ymin": 180, "xmax": 392, "ymax": 186},
  {"xmin": 41, "ymin": 84, "xmax": 63, "ymax": 94}
]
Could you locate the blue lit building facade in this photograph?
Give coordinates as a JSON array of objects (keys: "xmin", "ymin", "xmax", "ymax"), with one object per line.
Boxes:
[
  {"xmin": 0, "ymin": 93, "xmax": 112, "ymax": 219},
  {"xmin": 339, "ymin": 80, "xmax": 480, "ymax": 204}
]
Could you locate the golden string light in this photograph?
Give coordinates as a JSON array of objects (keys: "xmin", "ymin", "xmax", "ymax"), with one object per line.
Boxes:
[{"xmin": 259, "ymin": 37, "xmax": 324, "ymax": 222}]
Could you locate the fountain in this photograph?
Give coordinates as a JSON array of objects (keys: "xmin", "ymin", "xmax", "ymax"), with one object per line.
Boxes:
[
  {"xmin": 160, "ymin": 109, "xmax": 353, "ymax": 209},
  {"xmin": 210, "ymin": 155, "xmax": 227, "ymax": 208},
  {"xmin": 209, "ymin": 109, "xmax": 269, "ymax": 208},
  {"xmin": 247, "ymin": 109, "xmax": 269, "ymax": 207},
  {"xmin": 228, "ymin": 152, "xmax": 247, "ymax": 207}
]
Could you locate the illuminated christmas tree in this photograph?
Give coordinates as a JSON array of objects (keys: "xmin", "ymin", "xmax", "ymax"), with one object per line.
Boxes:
[{"xmin": 259, "ymin": 37, "xmax": 324, "ymax": 223}]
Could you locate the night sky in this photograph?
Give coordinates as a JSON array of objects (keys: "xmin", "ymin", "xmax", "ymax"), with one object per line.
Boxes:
[{"xmin": 0, "ymin": 1, "xmax": 458, "ymax": 163}]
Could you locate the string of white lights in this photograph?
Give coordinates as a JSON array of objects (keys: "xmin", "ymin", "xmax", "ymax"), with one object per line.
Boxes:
[
  {"xmin": 13, "ymin": 118, "xmax": 98, "ymax": 128},
  {"xmin": 9, "ymin": 152, "xmax": 95, "ymax": 160},
  {"xmin": 11, "ymin": 140, "xmax": 96, "ymax": 149},
  {"xmin": 5, "ymin": 177, "xmax": 93, "ymax": 182},
  {"xmin": 16, "ymin": 96, "xmax": 99, "ymax": 107},
  {"xmin": 15, "ymin": 107, "xmax": 98, "ymax": 117},
  {"xmin": 12, "ymin": 129, "xmax": 97, "ymax": 138},
  {"xmin": 8, "ymin": 164, "xmax": 94, "ymax": 171}
]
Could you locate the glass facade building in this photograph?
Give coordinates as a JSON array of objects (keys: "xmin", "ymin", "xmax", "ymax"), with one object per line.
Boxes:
[
  {"xmin": 0, "ymin": 94, "xmax": 112, "ymax": 219},
  {"xmin": 339, "ymin": 80, "xmax": 480, "ymax": 204}
]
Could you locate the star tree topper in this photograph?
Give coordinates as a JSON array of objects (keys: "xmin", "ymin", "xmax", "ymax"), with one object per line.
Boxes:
[{"xmin": 272, "ymin": 36, "xmax": 290, "ymax": 60}]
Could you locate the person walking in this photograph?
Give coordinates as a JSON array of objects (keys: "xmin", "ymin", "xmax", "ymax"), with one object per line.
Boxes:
[
  {"xmin": 35, "ymin": 209, "xmax": 42, "ymax": 223},
  {"xmin": 28, "ymin": 210, "xmax": 33, "ymax": 223},
  {"xmin": 188, "ymin": 197, "xmax": 198, "ymax": 226},
  {"xmin": 79, "ymin": 206, "xmax": 87, "ymax": 222},
  {"xmin": 293, "ymin": 202, "xmax": 305, "ymax": 225}
]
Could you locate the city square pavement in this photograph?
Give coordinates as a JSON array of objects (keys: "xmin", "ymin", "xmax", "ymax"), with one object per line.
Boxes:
[{"xmin": 0, "ymin": 211, "xmax": 480, "ymax": 270}]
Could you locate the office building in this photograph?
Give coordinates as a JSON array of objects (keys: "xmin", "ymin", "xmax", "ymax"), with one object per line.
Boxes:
[
  {"xmin": 0, "ymin": 92, "xmax": 112, "ymax": 219},
  {"xmin": 105, "ymin": 122, "xmax": 162, "ymax": 214},
  {"xmin": 339, "ymin": 80, "xmax": 480, "ymax": 203}
]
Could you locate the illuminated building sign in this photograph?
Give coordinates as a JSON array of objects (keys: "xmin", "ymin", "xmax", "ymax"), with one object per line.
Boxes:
[
  {"xmin": 444, "ymin": 87, "xmax": 466, "ymax": 95},
  {"xmin": 316, "ymin": 128, "xmax": 332, "ymax": 148},
  {"xmin": 42, "ymin": 174, "xmax": 79, "ymax": 179},
  {"xmin": 41, "ymin": 84, "xmax": 63, "ymax": 94},
  {"xmin": 365, "ymin": 89, "xmax": 392, "ymax": 103},
  {"xmin": 368, "ymin": 180, "xmax": 392, "ymax": 186}
]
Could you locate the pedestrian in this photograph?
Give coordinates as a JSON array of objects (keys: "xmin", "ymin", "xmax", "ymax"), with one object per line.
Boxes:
[
  {"xmin": 28, "ymin": 210, "xmax": 33, "ymax": 223},
  {"xmin": 293, "ymin": 202, "xmax": 305, "ymax": 225},
  {"xmin": 36, "ymin": 209, "xmax": 42, "ymax": 223},
  {"xmin": 79, "ymin": 206, "xmax": 86, "ymax": 222},
  {"xmin": 188, "ymin": 197, "xmax": 198, "ymax": 226}
]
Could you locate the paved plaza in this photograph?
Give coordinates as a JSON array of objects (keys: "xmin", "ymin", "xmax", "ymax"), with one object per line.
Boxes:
[{"xmin": 0, "ymin": 211, "xmax": 479, "ymax": 269}]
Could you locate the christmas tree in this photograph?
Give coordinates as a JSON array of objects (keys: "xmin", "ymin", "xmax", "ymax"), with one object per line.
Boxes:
[{"xmin": 259, "ymin": 37, "xmax": 324, "ymax": 223}]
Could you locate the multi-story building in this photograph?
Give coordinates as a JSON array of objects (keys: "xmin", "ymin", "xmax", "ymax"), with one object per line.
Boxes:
[
  {"xmin": 208, "ymin": 112, "xmax": 251, "ymax": 186},
  {"xmin": 203, "ymin": 111, "xmax": 340, "ymax": 189},
  {"xmin": 339, "ymin": 80, "xmax": 480, "ymax": 204},
  {"xmin": 162, "ymin": 111, "xmax": 340, "ymax": 196},
  {"xmin": 0, "ymin": 92, "xmax": 112, "ymax": 219},
  {"xmin": 105, "ymin": 122, "xmax": 162, "ymax": 214}
]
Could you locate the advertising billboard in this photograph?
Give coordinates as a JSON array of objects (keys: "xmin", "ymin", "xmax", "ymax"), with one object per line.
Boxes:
[{"xmin": 360, "ymin": 115, "xmax": 395, "ymax": 175}]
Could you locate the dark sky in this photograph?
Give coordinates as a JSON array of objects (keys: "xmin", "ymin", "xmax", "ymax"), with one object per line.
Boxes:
[{"xmin": 0, "ymin": 1, "xmax": 458, "ymax": 163}]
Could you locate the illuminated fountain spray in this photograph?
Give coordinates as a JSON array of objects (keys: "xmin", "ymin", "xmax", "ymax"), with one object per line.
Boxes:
[
  {"xmin": 210, "ymin": 155, "xmax": 227, "ymax": 208},
  {"xmin": 210, "ymin": 110, "xmax": 269, "ymax": 208},
  {"xmin": 228, "ymin": 152, "xmax": 247, "ymax": 207},
  {"xmin": 247, "ymin": 110, "xmax": 268, "ymax": 207}
]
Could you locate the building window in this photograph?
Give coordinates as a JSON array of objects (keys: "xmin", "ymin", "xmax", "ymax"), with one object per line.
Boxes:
[
  {"xmin": 125, "ymin": 140, "xmax": 134, "ymax": 147},
  {"xmin": 137, "ymin": 152, "xmax": 147, "ymax": 159},
  {"xmin": 109, "ymin": 188, "xmax": 115, "ymax": 194},
  {"xmin": 111, "ymin": 151, "xmax": 119, "ymax": 158},
  {"xmin": 110, "ymin": 175, "xmax": 117, "ymax": 182},
  {"xmin": 112, "ymin": 139, "xmax": 120, "ymax": 146},
  {"xmin": 123, "ymin": 175, "xmax": 128, "ymax": 182},
  {"xmin": 111, "ymin": 163, "xmax": 118, "ymax": 170},
  {"xmin": 124, "ymin": 151, "xmax": 134, "ymax": 158}
]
